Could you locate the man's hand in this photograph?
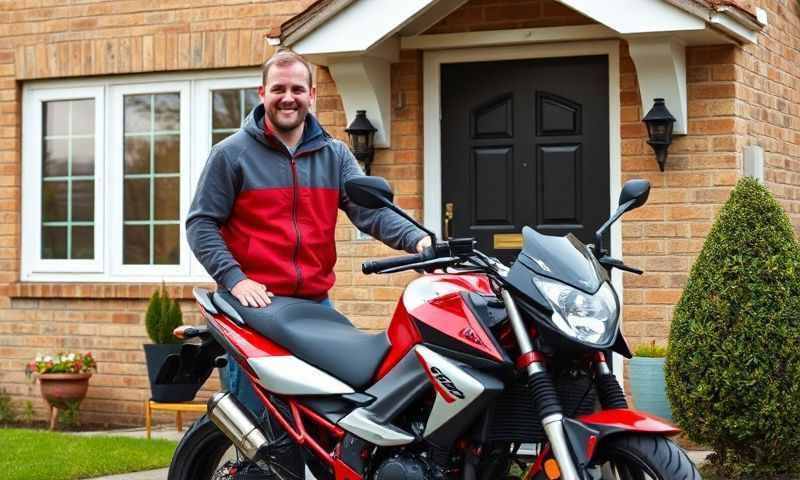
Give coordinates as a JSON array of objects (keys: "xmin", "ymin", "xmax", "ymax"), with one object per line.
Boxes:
[
  {"xmin": 416, "ymin": 235, "xmax": 432, "ymax": 253},
  {"xmin": 231, "ymin": 279, "xmax": 274, "ymax": 307}
]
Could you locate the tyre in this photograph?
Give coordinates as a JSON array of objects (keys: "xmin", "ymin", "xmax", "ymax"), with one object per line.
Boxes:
[
  {"xmin": 167, "ymin": 414, "xmax": 235, "ymax": 480},
  {"xmin": 591, "ymin": 434, "xmax": 701, "ymax": 480}
]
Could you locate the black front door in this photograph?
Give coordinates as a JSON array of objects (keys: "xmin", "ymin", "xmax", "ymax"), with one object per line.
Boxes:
[{"xmin": 441, "ymin": 56, "xmax": 610, "ymax": 263}]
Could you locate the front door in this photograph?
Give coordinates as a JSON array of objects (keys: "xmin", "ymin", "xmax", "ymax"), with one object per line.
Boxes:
[{"xmin": 441, "ymin": 56, "xmax": 610, "ymax": 264}]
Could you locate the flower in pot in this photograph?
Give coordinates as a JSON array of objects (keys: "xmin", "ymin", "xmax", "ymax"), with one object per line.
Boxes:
[
  {"xmin": 629, "ymin": 341, "xmax": 672, "ymax": 421},
  {"xmin": 143, "ymin": 285, "xmax": 196, "ymax": 403},
  {"xmin": 25, "ymin": 352, "xmax": 97, "ymax": 429}
]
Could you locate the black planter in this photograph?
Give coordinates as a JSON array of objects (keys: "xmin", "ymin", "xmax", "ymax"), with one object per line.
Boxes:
[{"xmin": 143, "ymin": 343, "xmax": 200, "ymax": 403}]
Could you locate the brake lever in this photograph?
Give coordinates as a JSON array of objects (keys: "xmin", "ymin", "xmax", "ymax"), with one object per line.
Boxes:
[
  {"xmin": 598, "ymin": 256, "xmax": 643, "ymax": 275},
  {"xmin": 380, "ymin": 256, "xmax": 460, "ymax": 274}
]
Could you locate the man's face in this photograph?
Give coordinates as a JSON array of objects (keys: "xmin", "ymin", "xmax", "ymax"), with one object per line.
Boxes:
[{"xmin": 259, "ymin": 61, "xmax": 315, "ymax": 134}]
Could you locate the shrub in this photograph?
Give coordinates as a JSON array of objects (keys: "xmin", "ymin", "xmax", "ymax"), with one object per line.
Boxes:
[
  {"xmin": 633, "ymin": 341, "xmax": 667, "ymax": 358},
  {"xmin": 145, "ymin": 285, "xmax": 183, "ymax": 344},
  {"xmin": 0, "ymin": 388, "xmax": 15, "ymax": 424},
  {"xmin": 666, "ymin": 177, "xmax": 800, "ymax": 478}
]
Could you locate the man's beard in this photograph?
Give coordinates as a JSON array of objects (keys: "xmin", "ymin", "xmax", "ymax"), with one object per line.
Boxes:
[{"xmin": 267, "ymin": 105, "xmax": 307, "ymax": 132}]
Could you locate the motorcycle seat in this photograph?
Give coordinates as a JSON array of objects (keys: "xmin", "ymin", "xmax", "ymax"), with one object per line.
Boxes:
[{"xmin": 213, "ymin": 292, "xmax": 390, "ymax": 390}]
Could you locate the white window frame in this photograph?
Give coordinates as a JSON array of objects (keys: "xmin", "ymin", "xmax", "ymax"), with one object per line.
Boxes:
[
  {"xmin": 21, "ymin": 70, "xmax": 261, "ymax": 283},
  {"xmin": 21, "ymin": 86, "xmax": 106, "ymax": 276}
]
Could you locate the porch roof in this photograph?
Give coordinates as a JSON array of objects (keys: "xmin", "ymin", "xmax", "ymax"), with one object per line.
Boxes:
[{"xmin": 265, "ymin": 0, "xmax": 767, "ymax": 145}]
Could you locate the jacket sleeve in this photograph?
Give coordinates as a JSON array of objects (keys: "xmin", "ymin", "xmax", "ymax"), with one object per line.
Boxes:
[
  {"xmin": 186, "ymin": 146, "xmax": 248, "ymax": 290},
  {"xmin": 337, "ymin": 141, "xmax": 428, "ymax": 253}
]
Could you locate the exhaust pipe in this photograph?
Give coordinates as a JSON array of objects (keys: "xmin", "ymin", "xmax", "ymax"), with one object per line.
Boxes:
[{"xmin": 207, "ymin": 391, "xmax": 270, "ymax": 462}]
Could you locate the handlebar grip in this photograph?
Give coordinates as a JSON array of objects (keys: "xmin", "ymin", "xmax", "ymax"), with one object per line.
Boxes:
[{"xmin": 362, "ymin": 253, "xmax": 423, "ymax": 275}]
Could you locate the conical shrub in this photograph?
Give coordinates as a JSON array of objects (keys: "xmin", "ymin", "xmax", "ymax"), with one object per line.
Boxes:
[
  {"xmin": 666, "ymin": 177, "xmax": 800, "ymax": 477},
  {"xmin": 144, "ymin": 285, "xmax": 183, "ymax": 344}
]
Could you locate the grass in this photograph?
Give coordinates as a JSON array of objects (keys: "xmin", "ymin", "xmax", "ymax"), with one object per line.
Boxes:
[{"xmin": 0, "ymin": 428, "xmax": 177, "ymax": 480}]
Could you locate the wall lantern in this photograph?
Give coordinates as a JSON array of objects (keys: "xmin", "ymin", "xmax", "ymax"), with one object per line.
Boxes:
[
  {"xmin": 642, "ymin": 98, "xmax": 676, "ymax": 171},
  {"xmin": 345, "ymin": 110, "xmax": 377, "ymax": 175}
]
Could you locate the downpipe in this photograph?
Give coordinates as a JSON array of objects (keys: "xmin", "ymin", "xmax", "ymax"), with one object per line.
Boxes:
[
  {"xmin": 501, "ymin": 289, "xmax": 581, "ymax": 480},
  {"xmin": 207, "ymin": 392, "xmax": 273, "ymax": 469}
]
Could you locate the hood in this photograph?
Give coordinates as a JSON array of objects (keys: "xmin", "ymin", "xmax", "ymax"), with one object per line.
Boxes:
[{"xmin": 243, "ymin": 103, "xmax": 329, "ymax": 154}]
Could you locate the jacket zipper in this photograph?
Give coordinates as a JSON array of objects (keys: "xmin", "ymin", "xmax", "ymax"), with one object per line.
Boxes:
[{"xmin": 290, "ymin": 156, "xmax": 303, "ymax": 295}]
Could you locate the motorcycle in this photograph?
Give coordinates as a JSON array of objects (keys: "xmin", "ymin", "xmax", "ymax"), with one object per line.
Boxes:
[{"xmin": 163, "ymin": 176, "xmax": 699, "ymax": 480}]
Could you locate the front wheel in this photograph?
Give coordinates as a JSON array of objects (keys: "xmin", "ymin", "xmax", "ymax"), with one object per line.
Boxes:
[{"xmin": 591, "ymin": 434, "xmax": 700, "ymax": 480}]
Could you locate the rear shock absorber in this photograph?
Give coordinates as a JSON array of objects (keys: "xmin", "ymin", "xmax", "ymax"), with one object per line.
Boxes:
[
  {"xmin": 593, "ymin": 352, "xmax": 628, "ymax": 409},
  {"xmin": 500, "ymin": 288, "xmax": 579, "ymax": 480}
]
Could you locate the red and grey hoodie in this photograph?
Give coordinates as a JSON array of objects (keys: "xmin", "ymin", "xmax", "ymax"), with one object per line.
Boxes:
[{"xmin": 187, "ymin": 104, "xmax": 426, "ymax": 299}]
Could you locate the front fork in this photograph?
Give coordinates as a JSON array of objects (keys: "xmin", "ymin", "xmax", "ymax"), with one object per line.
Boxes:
[{"xmin": 501, "ymin": 288, "xmax": 590, "ymax": 480}]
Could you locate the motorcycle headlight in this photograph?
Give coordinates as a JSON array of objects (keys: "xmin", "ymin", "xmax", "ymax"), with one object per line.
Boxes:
[{"xmin": 532, "ymin": 277, "xmax": 618, "ymax": 345}]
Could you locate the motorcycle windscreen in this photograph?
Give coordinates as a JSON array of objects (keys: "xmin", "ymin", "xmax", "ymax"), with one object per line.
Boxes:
[{"xmin": 516, "ymin": 226, "xmax": 608, "ymax": 294}]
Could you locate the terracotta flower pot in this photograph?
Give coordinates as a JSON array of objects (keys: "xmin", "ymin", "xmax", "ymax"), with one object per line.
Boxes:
[{"xmin": 38, "ymin": 372, "xmax": 92, "ymax": 409}]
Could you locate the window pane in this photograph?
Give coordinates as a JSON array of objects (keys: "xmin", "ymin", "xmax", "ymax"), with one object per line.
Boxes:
[
  {"xmin": 42, "ymin": 181, "xmax": 68, "ymax": 222},
  {"xmin": 72, "ymin": 138, "xmax": 94, "ymax": 176},
  {"xmin": 154, "ymin": 135, "xmax": 179, "ymax": 174},
  {"xmin": 212, "ymin": 90, "xmax": 241, "ymax": 129},
  {"xmin": 44, "ymin": 101, "xmax": 69, "ymax": 136},
  {"xmin": 154, "ymin": 177, "xmax": 179, "ymax": 220},
  {"xmin": 72, "ymin": 180, "xmax": 94, "ymax": 221},
  {"xmin": 124, "ymin": 178, "xmax": 150, "ymax": 221},
  {"xmin": 244, "ymin": 89, "xmax": 260, "ymax": 114},
  {"xmin": 124, "ymin": 136, "xmax": 150, "ymax": 174},
  {"xmin": 72, "ymin": 99, "xmax": 95, "ymax": 136},
  {"xmin": 123, "ymin": 225, "xmax": 149, "ymax": 264},
  {"xmin": 212, "ymin": 132, "xmax": 233, "ymax": 146},
  {"xmin": 154, "ymin": 224, "xmax": 179, "ymax": 264},
  {"xmin": 124, "ymin": 95, "xmax": 151, "ymax": 133},
  {"xmin": 43, "ymin": 139, "xmax": 68, "ymax": 177},
  {"xmin": 42, "ymin": 226, "xmax": 67, "ymax": 259},
  {"xmin": 72, "ymin": 225, "xmax": 94, "ymax": 259},
  {"xmin": 154, "ymin": 93, "xmax": 180, "ymax": 131}
]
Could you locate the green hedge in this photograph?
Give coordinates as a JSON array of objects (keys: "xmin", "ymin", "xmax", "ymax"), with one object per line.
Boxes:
[{"xmin": 666, "ymin": 177, "xmax": 800, "ymax": 478}]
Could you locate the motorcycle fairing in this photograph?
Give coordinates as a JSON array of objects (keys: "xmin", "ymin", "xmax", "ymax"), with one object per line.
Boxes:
[
  {"xmin": 577, "ymin": 408, "xmax": 681, "ymax": 437},
  {"xmin": 518, "ymin": 226, "xmax": 608, "ymax": 294}
]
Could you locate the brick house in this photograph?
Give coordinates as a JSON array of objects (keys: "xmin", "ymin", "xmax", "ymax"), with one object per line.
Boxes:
[{"xmin": 0, "ymin": 0, "xmax": 795, "ymax": 426}]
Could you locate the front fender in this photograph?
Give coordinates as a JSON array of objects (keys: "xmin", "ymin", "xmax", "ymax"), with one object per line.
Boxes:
[{"xmin": 577, "ymin": 408, "xmax": 680, "ymax": 437}]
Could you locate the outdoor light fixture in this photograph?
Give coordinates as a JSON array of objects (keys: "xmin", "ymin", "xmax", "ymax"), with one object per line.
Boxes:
[
  {"xmin": 346, "ymin": 110, "xmax": 377, "ymax": 175},
  {"xmin": 642, "ymin": 98, "xmax": 676, "ymax": 171}
]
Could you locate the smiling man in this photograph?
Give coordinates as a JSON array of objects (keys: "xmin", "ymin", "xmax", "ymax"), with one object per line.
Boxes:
[{"xmin": 185, "ymin": 49, "xmax": 429, "ymax": 477}]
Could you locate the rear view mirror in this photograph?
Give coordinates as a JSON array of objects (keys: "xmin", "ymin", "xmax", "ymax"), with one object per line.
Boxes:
[
  {"xmin": 618, "ymin": 179, "xmax": 650, "ymax": 213},
  {"xmin": 594, "ymin": 179, "xmax": 651, "ymax": 256},
  {"xmin": 345, "ymin": 176, "xmax": 394, "ymax": 209}
]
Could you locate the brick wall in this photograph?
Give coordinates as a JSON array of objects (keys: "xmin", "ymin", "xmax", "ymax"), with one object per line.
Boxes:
[
  {"xmin": 426, "ymin": 0, "xmax": 593, "ymax": 34},
  {"xmin": 618, "ymin": 42, "xmax": 744, "ymax": 348},
  {"xmin": 735, "ymin": 0, "xmax": 800, "ymax": 226}
]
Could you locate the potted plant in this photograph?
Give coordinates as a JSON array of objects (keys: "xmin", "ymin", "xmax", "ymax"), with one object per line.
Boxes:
[
  {"xmin": 629, "ymin": 341, "xmax": 672, "ymax": 421},
  {"xmin": 143, "ymin": 285, "xmax": 192, "ymax": 402},
  {"xmin": 26, "ymin": 352, "xmax": 97, "ymax": 429}
]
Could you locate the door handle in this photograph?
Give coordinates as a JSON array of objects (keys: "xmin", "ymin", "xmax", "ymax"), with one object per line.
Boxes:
[{"xmin": 444, "ymin": 202, "xmax": 454, "ymax": 239}]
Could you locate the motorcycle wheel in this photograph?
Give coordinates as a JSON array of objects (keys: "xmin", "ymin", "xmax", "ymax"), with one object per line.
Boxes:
[
  {"xmin": 591, "ymin": 434, "xmax": 700, "ymax": 480},
  {"xmin": 167, "ymin": 414, "xmax": 235, "ymax": 480}
]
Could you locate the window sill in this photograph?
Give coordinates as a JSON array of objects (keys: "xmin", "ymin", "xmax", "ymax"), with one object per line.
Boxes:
[{"xmin": 3, "ymin": 282, "xmax": 216, "ymax": 300}]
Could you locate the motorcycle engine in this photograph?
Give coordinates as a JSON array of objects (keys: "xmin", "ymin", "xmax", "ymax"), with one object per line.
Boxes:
[{"xmin": 375, "ymin": 454, "xmax": 442, "ymax": 480}]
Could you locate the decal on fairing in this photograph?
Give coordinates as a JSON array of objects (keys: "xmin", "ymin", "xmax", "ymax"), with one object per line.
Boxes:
[{"xmin": 414, "ymin": 345, "xmax": 485, "ymax": 436}]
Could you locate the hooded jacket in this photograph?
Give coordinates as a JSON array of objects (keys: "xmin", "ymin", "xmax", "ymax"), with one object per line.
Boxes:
[{"xmin": 186, "ymin": 105, "xmax": 426, "ymax": 299}]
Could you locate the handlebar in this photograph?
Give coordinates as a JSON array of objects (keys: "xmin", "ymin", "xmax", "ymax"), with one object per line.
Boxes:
[
  {"xmin": 362, "ymin": 252, "xmax": 426, "ymax": 275},
  {"xmin": 361, "ymin": 239, "xmax": 476, "ymax": 275}
]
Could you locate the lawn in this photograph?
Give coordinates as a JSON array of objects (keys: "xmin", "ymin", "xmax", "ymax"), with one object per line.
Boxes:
[{"xmin": 0, "ymin": 428, "xmax": 177, "ymax": 480}]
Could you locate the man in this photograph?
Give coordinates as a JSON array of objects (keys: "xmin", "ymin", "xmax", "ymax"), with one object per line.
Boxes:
[{"xmin": 186, "ymin": 49, "xmax": 429, "ymax": 476}]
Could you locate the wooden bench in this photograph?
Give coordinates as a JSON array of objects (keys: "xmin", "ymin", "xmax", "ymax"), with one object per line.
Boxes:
[{"xmin": 144, "ymin": 400, "xmax": 207, "ymax": 439}]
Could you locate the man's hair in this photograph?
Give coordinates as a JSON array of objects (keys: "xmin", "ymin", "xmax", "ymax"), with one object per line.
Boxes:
[{"xmin": 262, "ymin": 49, "xmax": 313, "ymax": 87}]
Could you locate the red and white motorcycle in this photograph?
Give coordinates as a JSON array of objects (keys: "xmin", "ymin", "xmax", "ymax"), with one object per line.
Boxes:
[{"xmin": 164, "ymin": 176, "xmax": 698, "ymax": 480}]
